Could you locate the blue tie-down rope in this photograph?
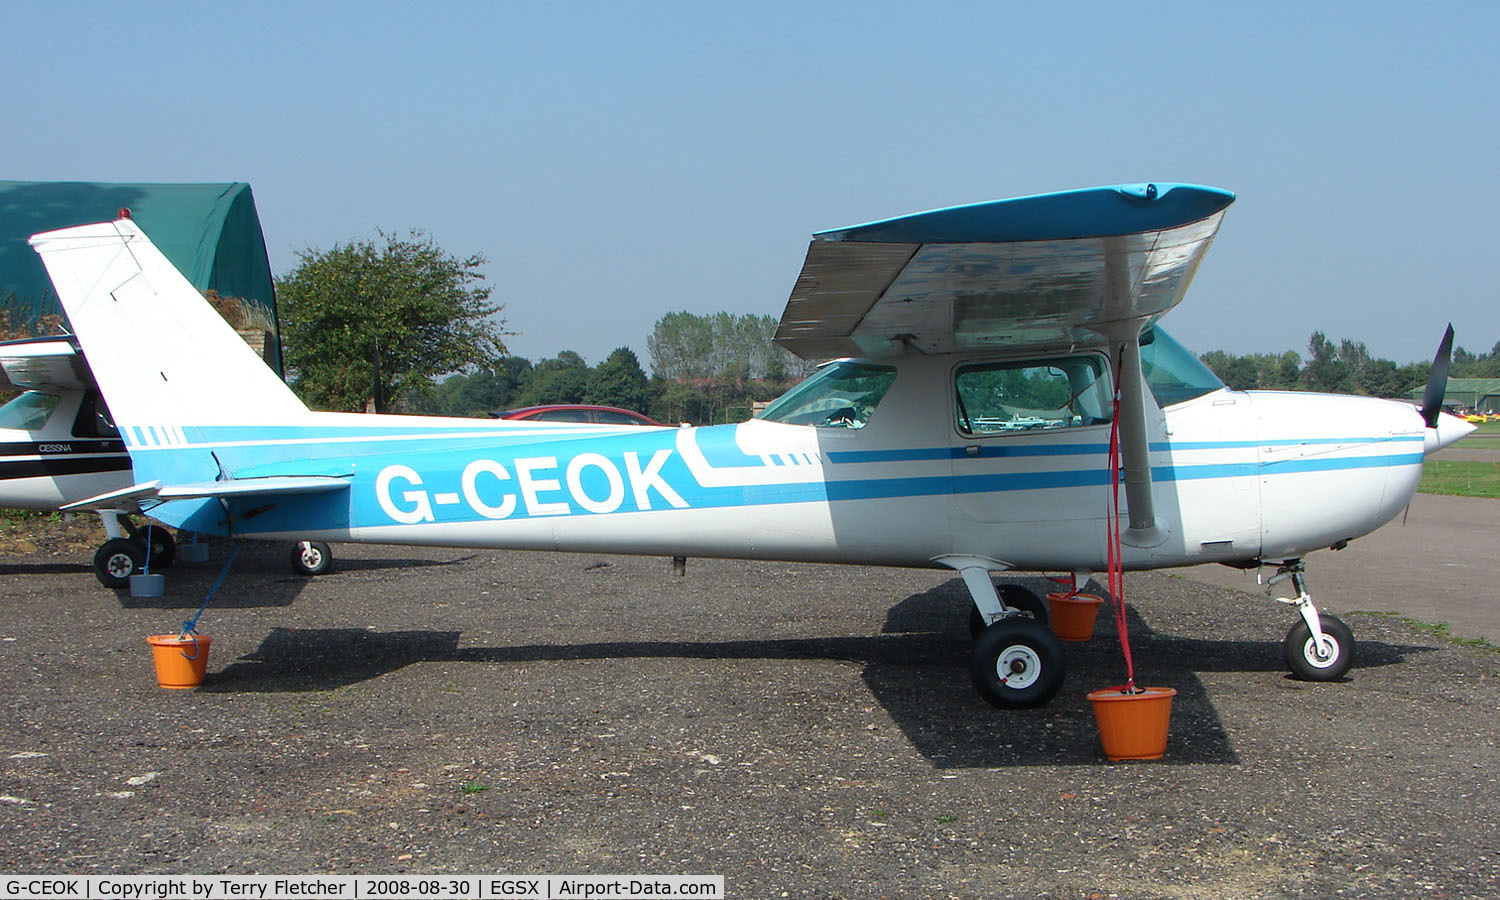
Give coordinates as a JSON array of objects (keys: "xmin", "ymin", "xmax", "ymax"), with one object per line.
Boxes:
[
  {"xmin": 179, "ymin": 544, "xmax": 240, "ymax": 639},
  {"xmin": 141, "ymin": 524, "xmax": 154, "ymax": 574}
]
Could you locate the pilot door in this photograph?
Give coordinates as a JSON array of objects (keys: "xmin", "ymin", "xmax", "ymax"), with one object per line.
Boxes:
[{"xmin": 948, "ymin": 354, "xmax": 1114, "ymax": 563}]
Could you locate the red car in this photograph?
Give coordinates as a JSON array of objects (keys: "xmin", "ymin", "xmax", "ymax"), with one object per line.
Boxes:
[{"xmin": 498, "ymin": 404, "xmax": 665, "ymax": 426}]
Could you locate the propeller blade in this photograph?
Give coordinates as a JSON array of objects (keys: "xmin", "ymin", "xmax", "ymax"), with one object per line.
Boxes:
[{"xmin": 1420, "ymin": 324, "xmax": 1455, "ymax": 429}]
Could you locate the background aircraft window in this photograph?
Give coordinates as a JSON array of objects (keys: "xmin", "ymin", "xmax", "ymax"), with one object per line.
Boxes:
[
  {"xmin": 72, "ymin": 390, "xmax": 121, "ymax": 438},
  {"xmin": 1139, "ymin": 326, "xmax": 1226, "ymax": 407},
  {"xmin": 955, "ymin": 355, "xmax": 1111, "ymax": 435},
  {"xmin": 0, "ymin": 391, "xmax": 59, "ymax": 431},
  {"xmin": 757, "ymin": 360, "xmax": 897, "ymax": 429}
]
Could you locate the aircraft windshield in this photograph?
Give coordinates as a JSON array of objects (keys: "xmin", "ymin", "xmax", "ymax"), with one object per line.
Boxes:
[
  {"xmin": 1140, "ymin": 327, "xmax": 1226, "ymax": 407},
  {"xmin": 757, "ymin": 360, "xmax": 897, "ymax": 429},
  {"xmin": 0, "ymin": 391, "xmax": 59, "ymax": 431}
]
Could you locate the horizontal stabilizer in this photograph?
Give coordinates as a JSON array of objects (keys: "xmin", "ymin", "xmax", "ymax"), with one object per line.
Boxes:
[
  {"xmin": 61, "ymin": 475, "xmax": 349, "ymax": 511},
  {"xmin": 60, "ymin": 480, "xmax": 164, "ymax": 511}
]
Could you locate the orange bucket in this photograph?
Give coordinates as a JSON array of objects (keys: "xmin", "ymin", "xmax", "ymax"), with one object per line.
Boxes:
[
  {"xmin": 1047, "ymin": 592, "xmax": 1103, "ymax": 641},
  {"xmin": 1087, "ymin": 686, "xmax": 1176, "ymax": 760},
  {"xmin": 146, "ymin": 634, "xmax": 212, "ymax": 689}
]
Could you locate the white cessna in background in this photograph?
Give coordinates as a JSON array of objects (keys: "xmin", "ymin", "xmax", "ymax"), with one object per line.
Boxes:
[
  {"xmin": 0, "ymin": 336, "xmax": 333, "ymax": 584},
  {"xmin": 0, "ymin": 336, "xmax": 182, "ymax": 584},
  {"xmin": 28, "ymin": 183, "xmax": 1474, "ymax": 708}
]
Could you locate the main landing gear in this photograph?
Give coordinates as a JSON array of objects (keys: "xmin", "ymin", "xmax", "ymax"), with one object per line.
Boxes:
[
  {"xmin": 948, "ymin": 562, "xmax": 1067, "ymax": 709},
  {"xmin": 92, "ymin": 512, "xmax": 176, "ymax": 588},
  {"xmin": 1268, "ymin": 560, "xmax": 1355, "ymax": 681},
  {"xmin": 90, "ymin": 512, "xmax": 337, "ymax": 587},
  {"xmin": 953, "ymin": 558, "xmax": 1356, "ymax": 709},
  {"xmin": 291, "ymin": 540, "xmax": 333, "ymax": 577}
]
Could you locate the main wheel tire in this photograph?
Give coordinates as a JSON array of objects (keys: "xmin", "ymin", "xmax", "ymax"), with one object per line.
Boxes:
[
  {"xmin": 94, "ymin": 538, "xmax": 146, "ymax": 589},
  {"xmin": 139, "ymin": 527, "xmax": 176, "ymax": 570},
  {"xmin": 968, "ymin": 584, "xmax": 1050, "ymax": 637},
  {"xmin": 1284, "ymin": 614, "xmax": 1355, "ymax": 681},
  {"xmin": 970, "ymin": 618, "xmax": 1067, "ymax": 708},
  {"xmin": 290, "ymin": 540, "xmax": 333, "ymax": 577}
]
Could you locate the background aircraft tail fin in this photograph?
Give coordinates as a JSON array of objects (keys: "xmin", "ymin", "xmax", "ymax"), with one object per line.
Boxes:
[{"xmin": 29, "ymin": 217, "xmax": 308, "ymax": 441}]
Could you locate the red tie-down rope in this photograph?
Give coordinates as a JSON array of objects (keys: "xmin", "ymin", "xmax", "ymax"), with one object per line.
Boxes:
[{"xmin": 1105, "ymin": 348, "xmax": 1137, "ymax": 693}]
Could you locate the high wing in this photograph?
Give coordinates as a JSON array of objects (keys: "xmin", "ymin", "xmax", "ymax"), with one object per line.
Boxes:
[
  {"xmin": 774, "ymin": 183, "xmax": 1235, "ymax": 360},
  {"xmin": 0, "ymin": 336, "xmax": 93, "ymax": 393}
]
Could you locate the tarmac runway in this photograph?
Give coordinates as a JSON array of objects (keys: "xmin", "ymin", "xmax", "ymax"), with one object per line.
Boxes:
[{"xmin": 1, "ymin": 525, "xmax": 1497, "ymax": 897}]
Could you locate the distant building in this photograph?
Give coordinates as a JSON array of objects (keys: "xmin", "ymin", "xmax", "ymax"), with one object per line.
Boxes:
[
  {"xmin": 0, "ymin": 180, "xmax": 281, "ymax": 374},
  {"xmin": 1407, "ymin": 378, "xmax": 1500, "ymax": 414}
]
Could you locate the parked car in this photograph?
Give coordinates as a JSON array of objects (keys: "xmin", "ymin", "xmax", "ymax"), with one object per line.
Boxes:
[{"xmin": 497, "ymin": 404, "xmax": 665, "ymax": 426}]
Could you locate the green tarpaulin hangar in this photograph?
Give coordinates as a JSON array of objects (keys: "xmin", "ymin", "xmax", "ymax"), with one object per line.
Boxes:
[
  {"xmin": 0, "ymin": 180, "xmax": 281, "ymax": 373},
  {"xmin": 1422, "ymin": 378, "xmax": 1500, "ymax": 415}
]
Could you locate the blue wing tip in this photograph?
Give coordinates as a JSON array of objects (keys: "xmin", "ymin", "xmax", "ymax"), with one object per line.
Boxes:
[{"xmin": 816, "ymin": 182, "xmax": 1236, "ymax": 243}]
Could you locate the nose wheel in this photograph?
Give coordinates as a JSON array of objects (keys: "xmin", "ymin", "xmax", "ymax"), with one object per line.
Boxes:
[
  {"xmin": 1284, "ymin": 613, "xmax": 1354, "ymax": 681},
  {"xmin": 1269, "ymin": 560, "xmax": 1355, "ymax": 682}
]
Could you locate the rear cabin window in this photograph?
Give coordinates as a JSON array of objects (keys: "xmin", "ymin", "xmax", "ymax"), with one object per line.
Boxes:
[{"xmin": 955, "ymin": 355, "xmax": 1112, "ymax": 435}]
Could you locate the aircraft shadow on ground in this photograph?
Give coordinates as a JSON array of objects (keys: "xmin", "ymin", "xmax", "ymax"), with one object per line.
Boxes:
[
  {"xmin": 110, "ymin": 547, "xmax": 479, "ymax": 610},
  {"xmin": 200, "ymin": 578, "xmax": 1434, "ymax": 768},
  {"xmin": 0, "ymin": 561, "xmax": 92, "ymax": 576}
]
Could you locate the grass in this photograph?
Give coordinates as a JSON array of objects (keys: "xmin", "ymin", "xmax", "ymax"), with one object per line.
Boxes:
[
  {"xmin": 1418, "ymin": 459, "xmax": 1500, "ymax": 499},
  {"xmin": 1351, "ymin": 611, "xmax": 1500, "ymax": 655}
]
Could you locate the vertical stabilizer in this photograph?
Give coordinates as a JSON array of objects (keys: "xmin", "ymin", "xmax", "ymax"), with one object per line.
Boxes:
[{"xmin": 29, "ymin": 219, "xmax": 307, "ymax": 437}]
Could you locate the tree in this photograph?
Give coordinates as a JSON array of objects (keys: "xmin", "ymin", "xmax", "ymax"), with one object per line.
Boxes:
[
  {"xmin": 516, "ymin": 351, "xmax": 590, "ymax": 406},
  {"xmin": 586, "ymin": 347, "xmax": 653, "ymax": 412},
  {"xmin": 1199, "ymin": 349, "xmax": 1302, "ymax": 391},
  {"xmin": 1301, "ymin": 332, "xmax": 1352, "ymax": 393},
  {"xmin": 434, "ymin": 356, "xmax": 532, "ymax": 416},
  {"xmin": 647, "ymin": 311, "xmax": 811, "ymax": 381},
  {"xmin": 277, "ymin": 230, "xmax": 507, "ymax": 412},
  {"xmin": 1199, "ymin": 350, "xmax": 1260, "ymax": 391}
]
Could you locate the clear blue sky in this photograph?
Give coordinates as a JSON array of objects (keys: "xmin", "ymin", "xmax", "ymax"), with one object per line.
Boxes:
[{"xmin": 6, "ymin": 1, "xmax": 1495, "ymax": 368}]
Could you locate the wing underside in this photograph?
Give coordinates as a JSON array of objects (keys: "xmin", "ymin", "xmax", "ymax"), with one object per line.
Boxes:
[
  {"xmin": 774, "ymin": 183, "xmax": 1234, "ymax": 360},
  {"xmin": 0, "ymin": 336, "xmax": 93, "ymax": 393}
]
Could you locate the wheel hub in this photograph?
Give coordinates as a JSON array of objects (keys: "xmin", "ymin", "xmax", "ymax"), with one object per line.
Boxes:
[
  {"xmin": 996, "ymin": 644, "xmax": 1042, "ymax": 689},
  {"xmin": 1305, "ymin": 635, "xmax": 1339, "ymax": 667}
]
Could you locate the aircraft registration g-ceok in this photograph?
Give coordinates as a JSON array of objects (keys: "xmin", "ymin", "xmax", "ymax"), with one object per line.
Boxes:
[{"xmin": 28, "ymin": 183, "xmax": 1475, "ymax": 709}]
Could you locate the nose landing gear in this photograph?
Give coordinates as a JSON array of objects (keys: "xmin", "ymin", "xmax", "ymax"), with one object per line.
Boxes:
[{"xmin": 1268, "ymin": 560, "xmax": 1355, "ymax": 681}]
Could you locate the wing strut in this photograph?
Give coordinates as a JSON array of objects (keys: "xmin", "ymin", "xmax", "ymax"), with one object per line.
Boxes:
[{"xmin": 1114, "ymin": 336, "xmax": 1166, "ymax": 548}]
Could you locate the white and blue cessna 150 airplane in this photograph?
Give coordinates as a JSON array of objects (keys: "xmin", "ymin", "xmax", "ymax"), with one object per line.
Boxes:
[{"xmin": 27, "ymin": 183, "xmax": 1474, "ymax": 708}]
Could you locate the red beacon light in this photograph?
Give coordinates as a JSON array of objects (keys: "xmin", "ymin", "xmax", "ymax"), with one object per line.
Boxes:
[{"xmin": 118, "ymin": 208, "xmax": 132, "ymax": 219}]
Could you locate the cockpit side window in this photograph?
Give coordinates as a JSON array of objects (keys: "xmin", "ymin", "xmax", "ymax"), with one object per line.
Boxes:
[
  {"xmin": 757, "ymin": 360, "xmax": 898, "ymax": 429},
  {"xmin": 955, "ymin": 355, "xmax": 1112, "ymax": 436},
  {"xmin": 0, "ymin": 391, "xmax": 59, "ymax": 431}
]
